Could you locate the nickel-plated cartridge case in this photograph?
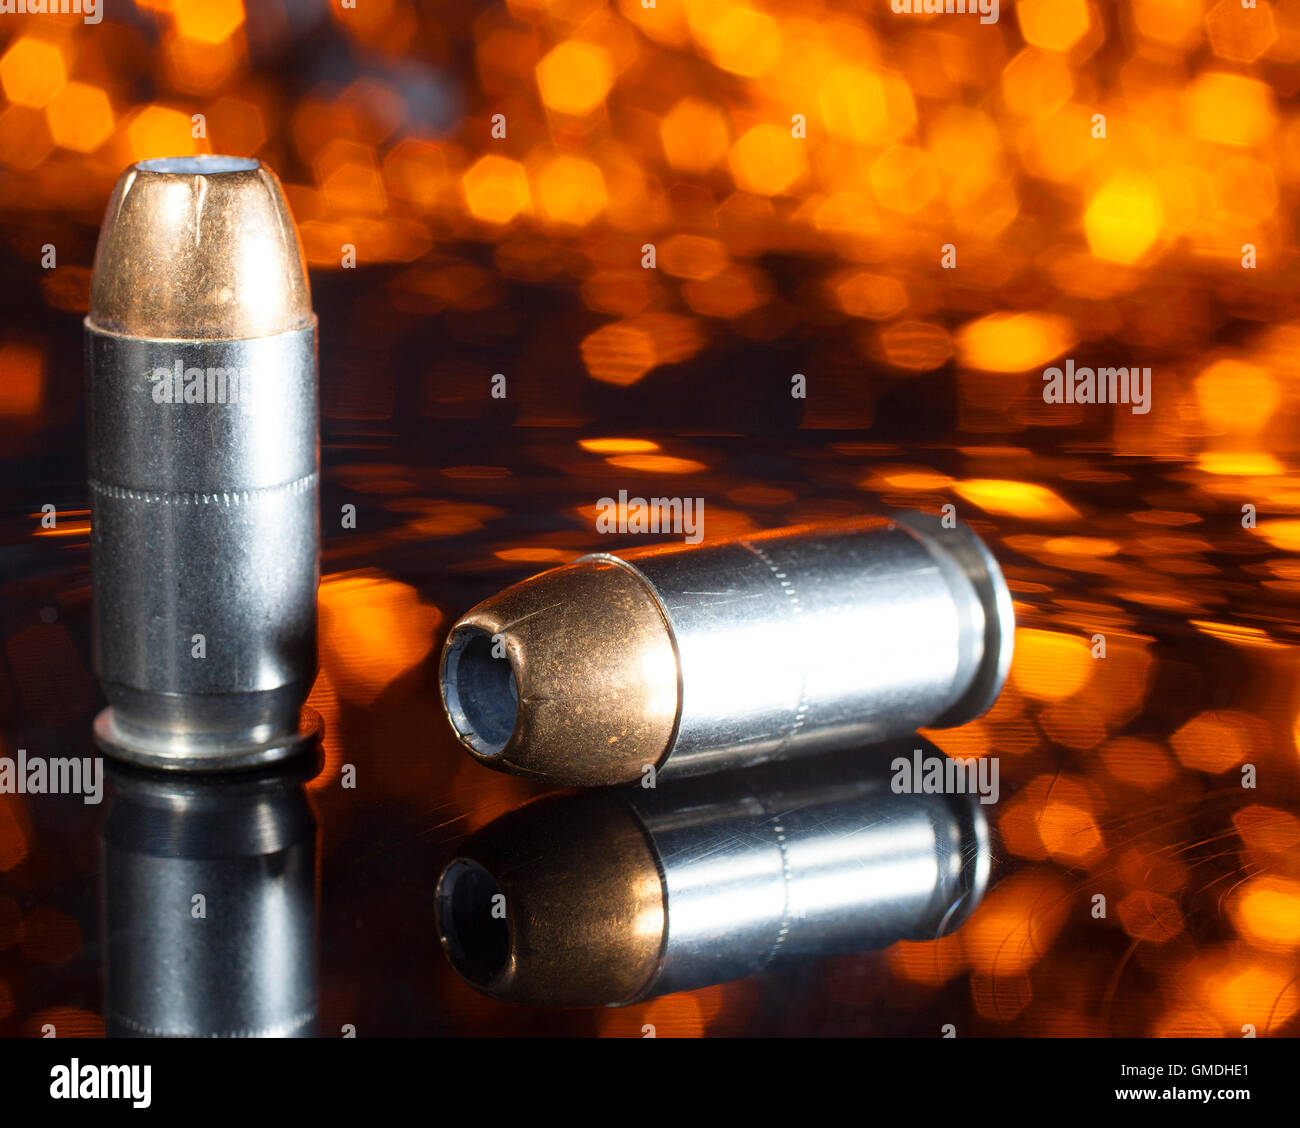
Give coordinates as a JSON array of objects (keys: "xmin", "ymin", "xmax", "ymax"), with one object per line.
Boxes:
[
  {"xmin": 86, "ymin": 156, "xmax": 320, "ymax": 769},
  {"xmin": 101, "ymin": 760, "xmax": 319, "ymax": 1037},
  {"xmin": 435, "ymin": 743, "xmax": 992, "ymax": 1007},
  {"xmin": 440, "ymin": 513, "xmax": 1013, "ymax": 785}
]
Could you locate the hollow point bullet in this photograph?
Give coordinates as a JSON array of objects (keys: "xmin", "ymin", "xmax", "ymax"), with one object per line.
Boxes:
[
  {"xmin": 435, "ymin": 742, "xmax": 992, "ymax": 1007},
  {"xmin": 440, "ymin": 513, "xmax": 1014, "ymax": 786},
  {"xmin": 87, "ymin": 156, "xmax": 320, "ymax": 769}
]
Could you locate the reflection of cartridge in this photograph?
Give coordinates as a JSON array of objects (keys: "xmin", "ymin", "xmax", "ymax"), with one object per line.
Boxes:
[
  {"xmin": 100, "ymin": 760, "xmax": 318, "ymax": 1037},
  {"xmin": 435, "ymin": 741, "xmax": 991, "ymax": 1007},
  {"xmin": 87, "ymin": 156, "xmax": 320, "ymax": 770},
  {"xmin": 440, "ymin": 514, "xmax": 1013, "ymax": 786}
]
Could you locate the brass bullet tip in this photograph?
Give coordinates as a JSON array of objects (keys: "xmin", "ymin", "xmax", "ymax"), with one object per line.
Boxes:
[
  {"xmin": 439, "ymin": 558, "xmax": 680, "ymax": 786},
  {"xmin": 88, "ymin": 156, "xmax": 312, "ymax": 341},
  {"xmin": 435, "ymin": 795, "xmax": 666, "ymax": 1007}
]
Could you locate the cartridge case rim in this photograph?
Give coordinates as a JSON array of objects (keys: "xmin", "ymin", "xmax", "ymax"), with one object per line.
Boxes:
[
  {"xmin": 93, "ymin": 705, "xmax": 324, "ymax": 773},
  {"xmin": 926, "ymin": 790, "xmax": 993, "ymax": 936},
  {"xmin": 894, "ymin": 512, "xmax": 1016, "ymax": 728}
]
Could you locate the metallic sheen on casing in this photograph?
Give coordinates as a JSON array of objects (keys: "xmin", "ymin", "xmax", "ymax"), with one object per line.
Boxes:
[
  {"xmin": 86, "ymin": 157, "xmax": 320, "ymax": 769},
  {"xmin": 440, "ymin": 513, "xmax": 1014, "ymax": 785},
  {"xmin": 100, "ymin": 761, "xmax": 319, "ymax": 1037},
  {"xmin": 436, "ymin": 743, "xmax": 991, "ymax": 1007}
]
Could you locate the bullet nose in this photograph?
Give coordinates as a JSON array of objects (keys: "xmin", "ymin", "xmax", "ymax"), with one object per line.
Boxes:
[
  {"xmin": 89, "ymin": 155, "xmax": 312, "ymax": 341},
  {"xmin": 434, "ymin": 796, "xmax": 666, "ymax": 1008},
  {"xmin": 440, "ymin": 627, "xmax": 520, "ymax": 759},
  {"xmin": 436, "ymin": 859, "xmax": 511, "ymax": 987},
  {"xmin": 438, "ymin": 559, "xmax": 680, "ymax": 785}
]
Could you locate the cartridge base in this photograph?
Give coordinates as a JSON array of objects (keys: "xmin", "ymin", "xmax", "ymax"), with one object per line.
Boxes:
[{"xmin": 94, "ymin": 705, "xmax": 323, "ymax": 772}]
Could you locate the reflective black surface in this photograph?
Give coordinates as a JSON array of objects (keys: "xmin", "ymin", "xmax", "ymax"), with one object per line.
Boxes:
[{"xmin": 2, "ymin": 262, "xmax": 1299, "ymax": 1037}]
